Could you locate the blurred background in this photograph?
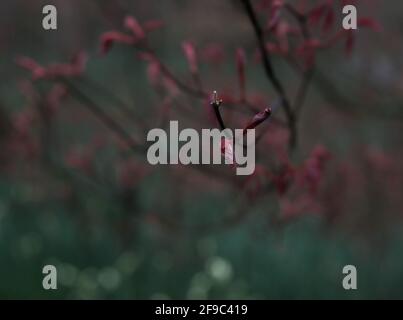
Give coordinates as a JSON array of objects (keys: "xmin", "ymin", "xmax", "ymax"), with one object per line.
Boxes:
[{"xmin": 0, "ymin": 0, "xmax": 402, "ymax": 299}]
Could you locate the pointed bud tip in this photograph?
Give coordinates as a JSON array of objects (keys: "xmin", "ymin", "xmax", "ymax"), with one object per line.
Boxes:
[{"xmin": 265, "ymin": 107, "xmax": 272, "ymax": 116}]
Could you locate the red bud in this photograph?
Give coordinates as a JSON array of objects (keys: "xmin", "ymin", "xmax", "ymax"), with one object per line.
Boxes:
[{"xmin": 243, "ymin": 107, "xmax": 272, "ymax": 134}]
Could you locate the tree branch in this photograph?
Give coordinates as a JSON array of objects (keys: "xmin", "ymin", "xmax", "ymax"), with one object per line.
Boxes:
[{"xmin": 240, "ymin": 0, "xmax": 296, "ymax": 150}]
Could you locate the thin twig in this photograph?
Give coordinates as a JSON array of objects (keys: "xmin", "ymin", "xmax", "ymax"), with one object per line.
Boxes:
[
  {"xmin": 284, "ymin": 3, "xmax": 315, "ymax": 117},
  {"xmin": 210, "ymin": 90, "xmax": 226, "ymax": 130},
  {"xmin": 240, "ymin": 0, "xmax": 297, "ymax": 150}
]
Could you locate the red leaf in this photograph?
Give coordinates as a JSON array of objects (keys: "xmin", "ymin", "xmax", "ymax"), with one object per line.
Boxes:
[
  {"xmin": 182, "ymin": 41, "xmax": 198, "ymax": 74},
  {"xmin": 124, "ymin": 16, "xmax": 145, "ymax": 39}
]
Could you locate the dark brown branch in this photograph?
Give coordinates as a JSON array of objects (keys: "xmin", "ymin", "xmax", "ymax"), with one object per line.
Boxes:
[
  {"xmin": 294, "ymin": 68, "xmax": 314, "ymax": 116},
  {"xmin": 284, "ymin": 4, "xmax": 309, "ymax": 37},
  {"xmin": 210, "ymin": 90, "xmax": 226, "ymax": 130},
  {"xmin": 284, "ymin": 3, "xmax": 315, "ymax": 117},
  {"xmin": 240, "ymin": 0, "xmax": 296, "ymax": 150}
]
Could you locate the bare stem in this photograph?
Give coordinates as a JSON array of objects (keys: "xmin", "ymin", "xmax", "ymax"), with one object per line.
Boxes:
[
  {"xmin": 210, "ymin": 90, "xmax": 226, "ymax": 130},
  {"xmin": 284, "ymin": 3, "xmax": 315, "ymax": 117},
  {"xmin": 240, "ymin": 0, "xmax": 296, "ymax": 150}
]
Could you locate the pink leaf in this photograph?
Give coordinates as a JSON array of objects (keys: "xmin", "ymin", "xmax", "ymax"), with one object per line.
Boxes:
[
  {"xmin": 100, "ymin": 31, "xmax": 134, "ymax": 55},
  {"xmin": 124, "ymin": 16, "xmax": 145, "ymax": 39},
  {"xmin": 182, "ymin": 41, "xmax": 198, "ymax": 74},
  {"xmin": 221, "ymin": 138, "xmax": 235, "ymax": 165}
]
